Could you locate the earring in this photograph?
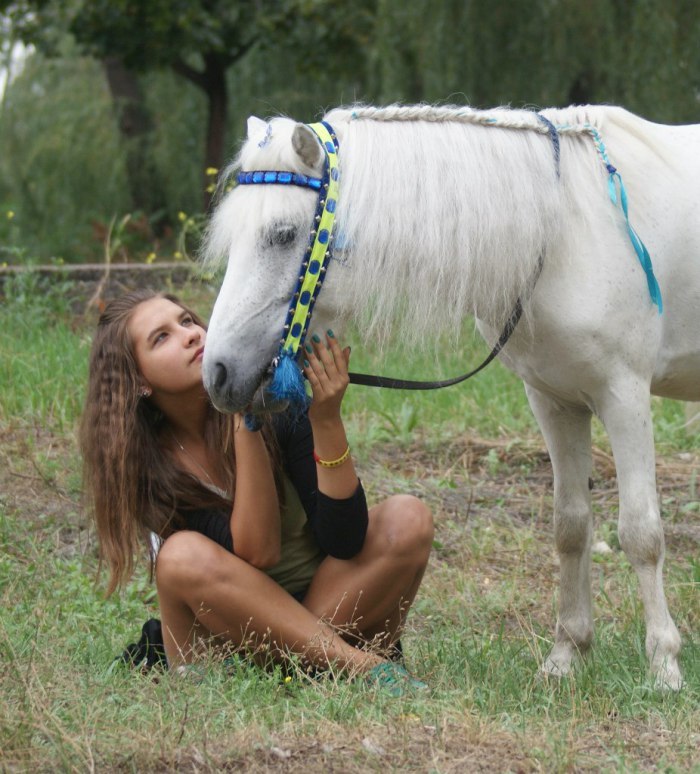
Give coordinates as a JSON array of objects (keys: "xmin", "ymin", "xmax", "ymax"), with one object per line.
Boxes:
[{"xmin": 139, "ymin": 387, "xmax": 152, "ymax": 398}]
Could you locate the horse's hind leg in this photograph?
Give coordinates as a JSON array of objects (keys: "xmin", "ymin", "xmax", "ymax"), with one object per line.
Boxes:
[
  {"xmin": 525, "ymin": 385, "xmax": 594, "ymax": 678},
  {"xmin": 597, "ymin": 381, "xmax": 682, "ymax": 690}
]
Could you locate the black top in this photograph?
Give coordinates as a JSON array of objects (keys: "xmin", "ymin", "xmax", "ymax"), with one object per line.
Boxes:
[{"xmin": 180, "ymin": 411, "xmax": 368, "ymax": 560}]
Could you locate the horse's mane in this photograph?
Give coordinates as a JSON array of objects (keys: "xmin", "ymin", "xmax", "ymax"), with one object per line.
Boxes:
[
  {"xmin": 204, "ymin": 103, "xmax": 621, "ymax": 348},
  {"xmin": 321, "ymin": 103, "xmax": 615, "ymax": 345}
]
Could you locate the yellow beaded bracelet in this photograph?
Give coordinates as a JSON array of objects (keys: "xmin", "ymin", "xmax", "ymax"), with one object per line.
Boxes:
[{"xmin": 313, "ymin": 445, "xmax": 351, "ymax": 468}]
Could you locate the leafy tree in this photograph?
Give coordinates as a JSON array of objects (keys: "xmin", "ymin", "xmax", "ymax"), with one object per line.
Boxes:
[
  {"xmin": 68, "ymin": 0, "xmax": 377, "ymax": 206},
  {"xmin": 2, "ymin": 0, "xmax": 697, "ymax": 263},
  {"xmin": 0, "ymin": 0, "xmax": 378, "ymax": 260},
  {"xmin": 3, "ymin": 0, "xmax": 377, "ymax": 210},
  {"xmin": 369, "ymin": 0, "xmax": 700, "ymax": 122},
  {"xmin": 69, "ymin": 1, "xmax": 261, "ymax": 206},
  {"xmin": 0, "ymin": 50, "xmax": 130, "ymax": 261},
  {"xmin": 1, "ymin": 0, "xmax": 171, "ymax": 221}
]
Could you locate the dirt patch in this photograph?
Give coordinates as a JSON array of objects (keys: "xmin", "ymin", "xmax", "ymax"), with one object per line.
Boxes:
[
  {"xmin": 112, "ymin": 714, "xmax": 699, "ymax": 773},
  {"xmin": 364, "ymin": 432, "xmax": 700, "ymax": 551},
  {"xmin": 2, "ymin": 424, "xmax": 698, "ymax": 561},
  {"xmin": 0, "ymin": 424, "xmax": 92, "ymax": 560}
]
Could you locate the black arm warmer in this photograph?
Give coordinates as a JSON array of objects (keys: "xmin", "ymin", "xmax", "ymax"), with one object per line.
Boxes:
[{"xmin": 181, "ymin": 410, "xmax": 369, "ymax": 559}]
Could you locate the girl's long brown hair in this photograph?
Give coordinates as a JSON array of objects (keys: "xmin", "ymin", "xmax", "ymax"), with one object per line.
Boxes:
[{"xmin": 80, "ymin": 290, "xmax": 278, "ymax": 594}]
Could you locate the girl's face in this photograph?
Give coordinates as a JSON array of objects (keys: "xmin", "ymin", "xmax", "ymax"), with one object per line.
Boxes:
[{"xmin": 128, "ymin": 297, "xmax": 207, "ymax": 398}]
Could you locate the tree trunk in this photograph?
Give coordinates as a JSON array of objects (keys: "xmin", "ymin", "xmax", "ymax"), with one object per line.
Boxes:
[
  {"xmin": 201, "ymin": 53, "xmax": 228, "ymax": 212},
  {"xmin": 103, "ymin": 56, "xmax": 168, "ymax": 231}
]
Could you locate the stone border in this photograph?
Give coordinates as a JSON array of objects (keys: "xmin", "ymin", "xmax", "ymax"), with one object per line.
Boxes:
[
  {"xmin": 0, "ymin": 262, "xmax": 209, "ymax": 307},
  {"xmin": 0, "ymin": 261, "xmax": 197, "ymax": 282}
]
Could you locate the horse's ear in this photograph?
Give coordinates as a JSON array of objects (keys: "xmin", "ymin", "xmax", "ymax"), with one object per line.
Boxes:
[
  {"xmin": 292, "ymin": 123, "xmax": 323, "ymax": 170},
  {"xmin": 246, "ymin": 116, "xmax": 268, "ymax": 144}
]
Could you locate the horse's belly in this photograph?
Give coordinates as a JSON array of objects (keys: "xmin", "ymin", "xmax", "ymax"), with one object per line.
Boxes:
[
  {"xmin": 651, "ymin": 356, "xmax": 700, "ymax": 401},
  {"xmin": 652, "ymin": 285, "xmax": 700, "ymax": 400}
]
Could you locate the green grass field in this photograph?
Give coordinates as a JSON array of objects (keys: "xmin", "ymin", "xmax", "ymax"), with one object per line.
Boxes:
[{"xmin": 1, "ymin": 276, "xmax": 698, "ymax": 771}]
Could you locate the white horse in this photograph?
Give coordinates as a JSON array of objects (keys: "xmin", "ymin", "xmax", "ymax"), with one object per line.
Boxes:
[{"xmin": 201, "ymin": 103, "xmax": 700, "ymax": 690}]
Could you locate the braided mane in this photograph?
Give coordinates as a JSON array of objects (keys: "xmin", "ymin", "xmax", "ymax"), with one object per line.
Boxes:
[{"xmin": 327, "ymin": 103, "xmax": 603, "ymax": 134}]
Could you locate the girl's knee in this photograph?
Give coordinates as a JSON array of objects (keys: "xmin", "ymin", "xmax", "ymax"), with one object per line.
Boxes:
[
  {"xmin": 370, "ymin": 495, "xmax": 434, "ymax": 557},
  {"xmin": 155, "ymin": 531, "xmax": 221, "ymax": 590}
]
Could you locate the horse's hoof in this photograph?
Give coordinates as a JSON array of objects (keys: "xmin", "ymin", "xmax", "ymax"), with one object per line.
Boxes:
[
  {"xmin": 541, "ymin": 656, "xmax": 571, "ymax": 679},
  {"xmin": 653, "ymin": 661, "xmax": 683, "ymax": 692}
]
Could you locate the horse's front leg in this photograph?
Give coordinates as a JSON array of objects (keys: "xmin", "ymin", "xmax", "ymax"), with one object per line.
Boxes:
[
  {"xmin": 597, "ymin": 380, "xmax": 682, "ymax": 690},
  {"xmin": 525, "ymin": 385, "xmax": 594, "ymax": 678}
]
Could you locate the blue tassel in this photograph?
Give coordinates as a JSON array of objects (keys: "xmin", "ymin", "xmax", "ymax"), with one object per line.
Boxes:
[
  {"xmin": 243, "ymin": 414, "xmax": 263, "ymax": 431},
  {"xmin": 268, "ymin": 348, "xmax": 309, "ymax": 413}
]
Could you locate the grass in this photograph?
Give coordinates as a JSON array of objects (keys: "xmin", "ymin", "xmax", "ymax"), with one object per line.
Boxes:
[{"xmin": 1, "ymin": 279, "xmax": 699, "ymax": 771}]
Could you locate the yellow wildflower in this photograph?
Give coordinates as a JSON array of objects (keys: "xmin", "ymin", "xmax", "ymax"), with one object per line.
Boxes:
[
  {"xmin": 174, "ymin": 251, "xmax": 183, "ymax": 260},
  {"xmin": 145, "ymin": 252, "xmax": 156, "ymax": 264},
  {"xmin": 284, "ymin": 676, "xmax": 292, "ymax": 684},
  {"xmin": 7, "ymin": 210, "xmax": 15, "ymax": 219},
  {"xmin": 177, "ymin": 211, "xmax": 187, "ymax": 222},
  {"xmin": 205, "ymin": 167, "xmax": 219, "ymax": 176},
  {"xmin": 206, "ymin": 183, "xmax": 216, "ymax": 193}
]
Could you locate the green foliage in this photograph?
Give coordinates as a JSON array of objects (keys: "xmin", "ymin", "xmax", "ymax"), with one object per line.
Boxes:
[
  {"xmin": 370, "ymin": 0, "xmax": 700, "ymax": 120},
  {"xmin": 0, "ymin": 50, "xmax": 129, "ymax": 261},
  {"xmin": 70, "ymin": 0, "xmax": 260, "ymax": 71},
  {"xmin": 0, "ymin": 273, "xmax": 89, "ymax": 429},
  {"xmin": 1, "ymin": 0, "xmax": 699, "ymax": 260},
  {"xmin": 0, "ymin": 0, "xmax": 79, "ymax": 56}
]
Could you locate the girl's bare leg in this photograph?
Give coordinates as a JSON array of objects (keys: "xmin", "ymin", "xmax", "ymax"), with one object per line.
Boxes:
[
  {"xmin": 156, "ymin": 531, "xmax": 384, "ymax": 672},
  {"xmin": 302, "ymin": 495, "xmax": 434, "ymax": 648}
]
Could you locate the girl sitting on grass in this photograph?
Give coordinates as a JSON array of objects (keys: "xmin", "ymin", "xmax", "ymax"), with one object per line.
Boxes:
[{"xmin": 80, "ymin": 289, "xmax": 434, "ymax": 694}]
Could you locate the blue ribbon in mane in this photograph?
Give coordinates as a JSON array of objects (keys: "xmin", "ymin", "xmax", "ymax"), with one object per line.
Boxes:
[{"xmin": 584, "ymin": 124, "xmax": 663, "ymax": 313}]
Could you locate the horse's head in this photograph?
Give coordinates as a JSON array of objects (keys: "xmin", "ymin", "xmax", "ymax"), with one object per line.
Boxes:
[{"xmin": 202, "ymin": 116, "xmax": 347, "ymax": 414}]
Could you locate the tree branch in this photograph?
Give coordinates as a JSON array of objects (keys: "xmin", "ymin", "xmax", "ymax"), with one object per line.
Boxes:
[{"xmin": 171, "ymin": 58, "xmax": 208, "ymax": 90}]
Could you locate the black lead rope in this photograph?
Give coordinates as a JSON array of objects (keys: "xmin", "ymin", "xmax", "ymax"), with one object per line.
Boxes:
[{"xmin": 347, "ymin": 297, "xmax": 523, "ymax": 390}]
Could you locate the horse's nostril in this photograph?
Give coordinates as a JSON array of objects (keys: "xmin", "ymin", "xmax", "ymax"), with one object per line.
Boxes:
[{"xmin": 214, "ymin": 363, "xmax": 228, "ymax": 390}]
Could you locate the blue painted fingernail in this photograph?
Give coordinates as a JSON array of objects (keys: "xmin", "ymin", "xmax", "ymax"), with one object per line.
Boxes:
[
  {"xmin": 303, "ymin": 359, "xmax": 310, "ymax": 368},
  {"xmin": 305, "ymin": 343, "xmax": 313, "ymax": 353},
  {"xmin": 312, "ymin": 334, "xmax": 321, "ymax": 343},
  {"xmin": 327, "ymin": 329, "xmax": 335, "ymax": 338}
]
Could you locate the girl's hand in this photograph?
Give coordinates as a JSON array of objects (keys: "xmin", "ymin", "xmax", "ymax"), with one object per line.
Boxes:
[
  {"xmin": 303, "ymin": 330, "xmax": 350, "ymax": 424},
  {"xmin": 303, "ymin": 331, "xmax": 358, "ymax": 498}
]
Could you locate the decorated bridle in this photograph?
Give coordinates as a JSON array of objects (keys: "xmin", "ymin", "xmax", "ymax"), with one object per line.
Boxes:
[{"xmin": 237, "ymin": 121, "xmax": 340, "ymax": 408}]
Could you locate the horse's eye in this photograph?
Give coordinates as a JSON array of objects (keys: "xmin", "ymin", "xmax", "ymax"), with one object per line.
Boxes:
[{"xmin": 266, "ymin": 225, "xmax": 297, "ymax": 248}]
